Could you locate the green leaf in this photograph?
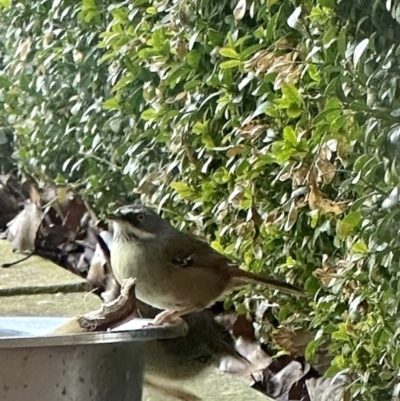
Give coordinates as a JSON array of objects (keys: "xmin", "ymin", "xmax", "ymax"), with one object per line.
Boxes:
[
  {"xmin": 281, "ymin": 84, "xmax": 301, "ymax": 107},
  {"xmin": 146, "ymin": 6, "xmax": 157, "ymax": 15},
  {"xmin": 192, "ymin": 121, "xmax": 208, "ymax": 135},
  {"xmin": 337, "ymin": 27, "xmax": 347, "ymax": 57},
  {"xmin": 0, "ymin": 76, "xmax": 11, "ymax": 88},
  {"xmin": 152, "ymin": 28, "xmax": 165, "ymax": 48},
  {"xmin": 102, "ymin": 98, "xmax": 120, "ymax": 110},
  {"xmin": 352, "ymin": 241, "xmax": 368, "ymax": 254},
  {"xmin": 305, "ymin": 339, "xmax": 321, "ymax": 361},
  {"xmin": 240, "ymin": 44, "xmax": 264, "ymax": 61},
  {"xmin": 324, "ymin": 364, "xmax": 345, "ymax": 378},
  {"xmin": 170, "ymin": 181, "xmax": 195, "ymax": 199},
  {"xmin": 186, "ymin": 50, "xmax": 202, "ymax": 68},
  {"xmin": 337, "ymin": 212, "xmax": 362, "ymax": 237},
  {"xmin": 376, "ymin": 209, "xmax": 400, "ymax": 240},
  {"xmin": 392, "ymin": 350, "xmax": 400, "ymax": 369},
  {"xmin": 319, "ymin": 0, "xmax": 334, "ymax": 7},
  {"xmin": 218, "ymin": 47, "xmax": 240, "ymax": 59},
  {"xmin": 137, "ymin": 47, "xmax": 160, "ymax": 59},
  {"xmin": 313, "ymin": 108, "xmax": 341, "ymax": 125},
  {"xmin": 184, "ymin": 80, "xmax": 203, "ymax": 90},
  {"xmin": 210, "ymin": 240, "xmax": 225, "ymax": 253},
  {"xmin": 201, "ymin": 133, "xmax": 215, "ymax": 148},
  {"xmin": 287, "ymin": 103, "xmax": 302, "ymax": 118},
  {"xmin": 332, "ymin": 324, "xmax": 351, "ymax": 341},
  {"xmin": 265, "ymin": 106, "xmax": 279, "ymax": 117},
  {"xmin": 283, "ymin": 126, "xmax": 297, "ymax": 146},
  {"xmin": 141, "ymin": 108, "xmax": 157, "ymax": 120},
  {"xmin": 325, "ymin": 97, "xmax": 342, "ymax": 110},
  {"xmin": 308, "ymin": 64, "xmax": 321, "ymax": 82},
  {"xmin": 219, "ymin": 59, "xmax": 241, "ymax": 69}
]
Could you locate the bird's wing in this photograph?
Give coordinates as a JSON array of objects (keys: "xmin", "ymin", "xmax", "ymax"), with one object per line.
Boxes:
[
  {"xmin": 165, "ymin": 233, "xmax": 236, "ymax": 270},
  {"xmin": 164, "ymin": 232, "xmax": 304, "ymax": 296}
]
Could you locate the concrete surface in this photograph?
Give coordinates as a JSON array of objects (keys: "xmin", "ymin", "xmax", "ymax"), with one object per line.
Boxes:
[
  {"xmin": 0, "ymin": 239, "xmax": 100, "ymax": 315},
  {"xmin": 0, "ymin": 293, "xmax": 101, "ymax": 316},
  {"xmin": 143, "ymin": 365, "xmax": 270, "ymax": 401},
  {"xmin": 0, "ymin": 240, "xmax": 90, "ymax": 295}
]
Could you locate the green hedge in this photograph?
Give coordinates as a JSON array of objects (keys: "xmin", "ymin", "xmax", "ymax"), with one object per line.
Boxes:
[{"xmin": 2, "ymin": 0, "xmax": 400, "ymax": 398}]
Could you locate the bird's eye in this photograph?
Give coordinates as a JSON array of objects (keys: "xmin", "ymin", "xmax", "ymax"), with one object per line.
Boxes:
[{"xmin": 137, "ymin": 213, "xmax": 145, "ymax": 221}]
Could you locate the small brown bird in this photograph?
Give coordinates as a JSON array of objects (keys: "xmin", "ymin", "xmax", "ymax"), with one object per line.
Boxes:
[{"xmin": 108, "ymin": 205, "xmax": 304, "ymax": 324}]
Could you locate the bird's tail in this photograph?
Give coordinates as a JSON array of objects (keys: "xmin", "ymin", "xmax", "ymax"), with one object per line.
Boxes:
[{"xmin": 230, "ymin": 269, "xmax": 305, "ymax": 297}]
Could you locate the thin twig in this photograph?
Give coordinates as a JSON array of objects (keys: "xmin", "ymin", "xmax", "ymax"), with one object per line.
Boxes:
[{"xmin": 1, "ymin": 252, "xmax": 34, "ymax": 268}]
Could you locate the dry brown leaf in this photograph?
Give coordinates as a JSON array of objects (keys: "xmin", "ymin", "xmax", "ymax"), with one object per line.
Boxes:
[
  {"xmin": 337, "ymin": 140, "xmax": 353, "ymax": 167},
  {"xmin": 166, "ymin": 91, "xmax": 187, "ymax": 104},
  {"xmin": 242, "ymin": 51, "xmax": 302, "ymax": 89},
  {"xmin": 244, "ymin": 51, "xmax": 275, "ymax": 74},
  {"xmin": 231, "ymin": 314, "xmax": 256, "ymax": 341},
  {"xmin": 321, "ymin": 140, "xmax": 336, "ymax": 159},
  {"xmin": 266, "ymin": 57, "xmax": 293, "ymax": 74},
  {"xmin": 41, "ymin": 187, "xmax": 89, "ymax": 234},
  {"xmin": 256, "ymin": 53, "xmax": 275, "ymax": 72},
  {"xmin": 101, "ymin": 274, "xmax": 121, "ymax": 303},
  {"xmin": 275, "ymin": 38, "xmax": 294, "ymax": 50},
  {"xmin": 274, "ymin": 64, "xmax": 303, "ymax": 90},
  {"xmin": 7, "ymin": 200, "xmax": 44, "ymax": 253},
  {"xmin": 220, "ymin": 336, "xmax": 272, "ymax": 385},
  {"xmin": 87, "ymin": 230, "xmax": 120, "ymax": 302},
  {"xmin": 316, "ymin": 198, "xmax": 348, "ymax": 215},
  {"xmin": 313, "ymin": 267, "xmax": 340, "ymax": 287},
  {"xmin": 87, "ymin": 231, "xmax": 113, "ymax": 284},
  {"xmin": 274, "ymin": 328, "xmax": 314, "ymax": 358},
  {"xmin": 226, "ymin": 145, "xmax": 245, "ymax": 158},
  {"xmin": 315, "ymin": 141, "xmax": 337, "ymax": 184},
  {"xmin": 279, "ymin": 171, "xmax": 291, "ymax": 182},
  {"xmin": 29, "ymin": 185, "xmax": 41, "ymax": 206},
  {"xmin": 292, "ymin": 162, "xmax": 309, "ymax": 186},
  {"xmin": 316, "ymin": 158, "xmax": 336, "ymax": 184},
  {"xmin": 264, "ymin": 208, "xmax": 278, "ymax": 224},
  {"xmin": 246, "ymin": 49, "xmax": 297, "ymax": 90},
  {"xmin": 270, "ymin": 360, "xmax": 309, "ymax": 400},
  {"xmin": 266, "ymin": 53, "xmax": 294, "ymax": 74},
  {"xmin": 313, "ymin": 255, "xmax": 353, "ymax": 289},
  {"xmin": 306, "ymin": 376, "xmax": 351, "ymax": 401},
  {"xmin": 0, "ymin": 180, "xmax": 21, "ymax": 228},
  {"xmin": 62, "ymin": 194, "xmax": 87, "ymax": 233},
  {"xmin": 239, "ymin": 118, "xmax": 267, "ymax": 140},
  {"xmin": 308, "ymin": 170, "xmax": 322, "ymax": 201},
  {"xmin": 16, "ymin": 37, "xmax": 31, "ymax": 61},
  {"xmin": 308, "ymin": 169, "xmax": 347, "ymax": 215},
  {"xmin": 235, "ymin": 337, "xmax": 272, "ymax": 368}
]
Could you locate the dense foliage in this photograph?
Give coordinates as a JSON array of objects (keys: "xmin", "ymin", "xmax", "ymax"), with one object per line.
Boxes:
[{"xmin": 1, "ymin": 0, "xmax": 400, "ymax": 398}]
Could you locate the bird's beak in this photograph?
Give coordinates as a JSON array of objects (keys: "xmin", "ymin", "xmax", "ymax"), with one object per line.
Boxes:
[{"xmin": 106, "ymin": 211, "xmax": 123, "ymax": 221}]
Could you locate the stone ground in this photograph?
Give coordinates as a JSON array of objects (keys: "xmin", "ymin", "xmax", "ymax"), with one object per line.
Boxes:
[{"xmin": 0, "ymin": 239, "xmax": 270, "ymax": 401}]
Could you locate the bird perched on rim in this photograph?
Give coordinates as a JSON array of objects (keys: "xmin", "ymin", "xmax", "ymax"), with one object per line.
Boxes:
[{"xmin": 108, "ymin": 205, "xmax": 304, "ymax": 325}]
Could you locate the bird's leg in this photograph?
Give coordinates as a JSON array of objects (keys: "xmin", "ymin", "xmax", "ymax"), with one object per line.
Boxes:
[
  {"xmin": 151, "ymin": 306, "xmax": 199, "ymax": 326},
  {"xmin": 153, "ymin": 310, "xmax": 181, "ymax": 325}
]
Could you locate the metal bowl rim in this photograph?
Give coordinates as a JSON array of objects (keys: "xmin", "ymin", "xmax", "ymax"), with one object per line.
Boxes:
[{"xmin": 0, "ymin": 318, "xmax": 187, "ymax": 349}]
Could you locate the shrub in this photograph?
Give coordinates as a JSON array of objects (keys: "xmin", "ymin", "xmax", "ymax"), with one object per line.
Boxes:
[{"xmin": 2, "ymin": 0, "xmax": 400, "ymax": 398}]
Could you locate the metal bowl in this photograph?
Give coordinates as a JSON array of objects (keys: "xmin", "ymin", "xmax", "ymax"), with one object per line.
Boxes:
[{"xmin": 0, "ymin": 317, "xmax": 186, "ymax": 401}]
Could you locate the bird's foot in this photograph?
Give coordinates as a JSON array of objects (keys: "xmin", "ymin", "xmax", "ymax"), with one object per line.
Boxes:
[{"xmin": 143, "ymin": 310, "xmax": 185, "ymax": 327}]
